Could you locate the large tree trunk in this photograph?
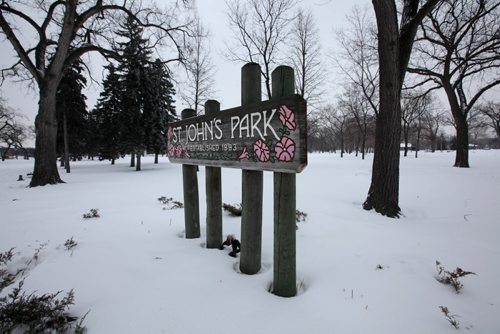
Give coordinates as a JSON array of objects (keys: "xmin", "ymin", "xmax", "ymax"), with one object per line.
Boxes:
[
  {"xmin": 62, "ymin": 108, "xmax": 71, "ymax": 173},
  {"xmin": 136, "ymin": 151, "xmax": 141, "ymax": 171},
  {"xmin": 30, "ymin": 85, "xmax": 63, "ymax": 187},
  {"xmin": 453, "ymin": 112, "xmax": 469, "ymax": 167},
  {"xmin": 444, "ymin": 80, "xmax": 470, "ymax": 167},
  {"xmin": 363, "ymin": 0, "xmax": 401, "ymax": 218}
]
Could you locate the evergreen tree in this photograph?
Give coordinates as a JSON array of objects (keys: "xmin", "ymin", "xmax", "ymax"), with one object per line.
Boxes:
[
  {"xmin": 116, "ymin": 17, "xmax": 152, "ymax": 171},
  {"xmin": 56, "ymin": 58, "xmax": 88, "ymax": 173},
  {"xmin": 144, "ymin": 59, "xmax": 177, "ymax": 163},
  {"xmin": 91, "ymin": 63, "xmax": 122, "ymax": 164}
]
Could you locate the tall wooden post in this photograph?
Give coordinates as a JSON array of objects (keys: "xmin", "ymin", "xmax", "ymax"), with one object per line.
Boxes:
[
  {"xmin": 182, "ymin": 108, "xmax": 200, "ymax": 239},
  {"xmin": 240, "ymin": 63, "xmax": 263, "ymax": 275},
  {"xmin": 272, "ymin": 66, "xmax": 297, "ymax": 297},
  {"xmin": 205, "ymin": 100, "xmax": 223, "ymax": 248}
]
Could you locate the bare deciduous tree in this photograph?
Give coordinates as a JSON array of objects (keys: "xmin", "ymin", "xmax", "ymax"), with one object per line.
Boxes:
[
  {"xmin": 0, "ymin": 0, "xmax": 192, "ymax": 186},
  {"xmin": 181, "ymin": 18, "xmax": 216, "ymax": 114},
  {"xmin": 408, "ymin": 0, "xmax": 500, "ymax": 167},
  {"xmin": 336, "ymin": 5, "xmax": 379, "ymax": 118},
  {"xmin": 363, "ymin": 0, "xmax": 440, "ymax": 218},
  {"xmin": 319, "ymin": 104, "xmax": 350, "ymax": 158},
  {"xmin": 288, "ymin": 7, "xmax": 324, "ymax": 109},
  {"xmin": 225, "ymin": 0, "xmax": 296, "ymax": 99},
  {"xmin": 421, "ymin": 102, "xmax": 445, "ymax": 152},
  {"xmin": 478, "ymin": 101, "xmax": 500, "ymax": 147},
  {"xmin": 401, "ymin": 90, "xmax": 430, "ymax": 157},
  {"xmin": 0, "ymin": 97, "xmax": 28, "ymax": 161},
  {"xmin": 337, "ymin": 84, "xmax": 375, "ymax": 159}
]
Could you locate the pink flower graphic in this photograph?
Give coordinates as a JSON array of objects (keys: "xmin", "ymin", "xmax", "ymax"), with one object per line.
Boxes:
[
  {"xmin": 176, "ymin": 145, "xmax": 183, "ymax": 158},
  {"xmin": 168, "ymin": 144, "xmax": 175, "ymax": 157},
  {"xmin": 274, "ymin": 136, "xmax": 296, "ymax": 162},
  {"xmin": 184, "ymin": 149, "xmax": 191, "ymax": 159},
  {"xmin": 278, "ymin": 105, "xmax": 296, "ymax": 130},
  {"xmin": 167, "ymin": 127, "xmax": 173, "ymax": 140},
  {"xmin": 253, "ymin": 139, "xmax": 270, "ymax": 162},
  {"xmin": 238, "ymin": 147, "xmax": 249, "ymax": 160}
]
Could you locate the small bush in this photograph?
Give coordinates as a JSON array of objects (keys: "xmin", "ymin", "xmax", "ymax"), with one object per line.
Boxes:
[
  {"xmin": 0, "ymin": 249, "xmax": 14, "ymax": 266},
  {"xmin": 158, "ymin": 196, "xmax": 172, "ymax": 205},
  {"xmin": 0, "ymin": 248, "xmax": 21, "ymax": 293},
  {"xmin": 82, "ymin": 209, "xmax": 100, "ymax": 219},
  {"xmin": 0, "ymin": 280, "xmax": 87, "ymax": 333},
  {"xmin": 1, "ymin": 249, "xmax": 87, "ymax": 333},
  {"xmin": 435, "ymin": 261, "xmax": 476, "ymax": 293},
  {"xmin": 222, "ymin": 203, "xmax": 242, "ymax": 217},
  {"xmin": 296, "ymin": 210, "xmax": 307, "ymax": 223},
  {"xmin": 158, "ymin": 196, "xmax": 183, "ymax": 210},
  {"xmin": 64, "ymin": 238, "xmax": 78, "ymax": 251},
  {"xmin": 439, "ymin": 305, "xmax": 460, "ymax": 329}
]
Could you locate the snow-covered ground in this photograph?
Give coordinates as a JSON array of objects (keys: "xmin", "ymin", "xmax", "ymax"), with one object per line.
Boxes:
[{"xmin": 1, "ymin": 151, "xmax": 499, "ymax": 333}]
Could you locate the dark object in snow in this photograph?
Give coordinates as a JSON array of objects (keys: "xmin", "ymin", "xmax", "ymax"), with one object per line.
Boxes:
[
  {"xmin": 82, "ymin": 209, "xmax": 100, "ymax": 219},
  {"xmin": 435, "ymin": 261, "xmax": 476, "ymax": 293},
  {"xmin": 439, "ymin": 306, "xmax": 460, "ymax": 329},
  {"xmin": 222, "ymin": 203, "xmax": 242, "ymax": 217},
  {"xmin": 17, "ymin": 175, "xmax": 24, "ymax": 181},
  {"xmin": 219, "ymin": 234, "xmax": 241, "ymax": 257}
]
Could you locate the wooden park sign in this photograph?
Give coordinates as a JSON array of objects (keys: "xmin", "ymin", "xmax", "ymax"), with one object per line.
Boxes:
[
  {"xmin": 166, "ymin": 94, "xmax": 307, "ymax": 173},
  {"xmin": 170, "ymin": 63, "xmax": 304, "ymax": 298}
]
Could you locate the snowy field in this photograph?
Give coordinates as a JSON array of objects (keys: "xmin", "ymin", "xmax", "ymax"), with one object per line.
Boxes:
[{"xmin": 1, "ymin": 151, "xmax": 499, "ymax": 333}]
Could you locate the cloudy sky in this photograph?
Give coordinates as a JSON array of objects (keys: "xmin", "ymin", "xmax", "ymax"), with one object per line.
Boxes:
[{"xmin": 0, "ymin": 0, "xmax": 367, "ymax": 129}]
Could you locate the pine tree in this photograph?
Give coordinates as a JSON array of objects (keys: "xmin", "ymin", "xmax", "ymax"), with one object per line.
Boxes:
[
  {"xmin": 91, "ymin": 63, "xmax": 122, "ymax": 164},
  {"xmin": 116, "ymin": 17, "xmax": 152, "ymax": 171},
  {"xmin": 56, "ymin": 58, "xmax": 88, "ymax": 173},
  {"xmin": 144, "ymin": 59, "xmax": 177, "ymax": 163}
]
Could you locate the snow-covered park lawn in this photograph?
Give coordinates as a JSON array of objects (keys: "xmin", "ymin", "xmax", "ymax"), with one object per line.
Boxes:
[{"xmin": 1, "ymin": 151, "xmax": 499, "ymax": 333}]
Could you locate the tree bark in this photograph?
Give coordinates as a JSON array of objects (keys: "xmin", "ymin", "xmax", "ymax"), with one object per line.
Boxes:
[
  {"xmin": 63, "ymin": 108, "xmax": 71, "ymax": 173},
  {"xmin": 453, "ymin": 113, "xmax": 469, "ymax": 167},
  {"xmin": 130, "ymin": 153, "xmax": 135, "ymax": 167},
  {"xmin": 403, "ymin": 124, "xmax": 410, "ymax": 157},
  {"xmin": 363, "ymin": 0, "xmax": 401, "ymax": 217},
  {"xmin": 30, "ymin": 84, "xmax": 63, "ymax": 187},
  {"xmin": 136, "ymin": 151, "xmax": 141, "ymax": 171}
]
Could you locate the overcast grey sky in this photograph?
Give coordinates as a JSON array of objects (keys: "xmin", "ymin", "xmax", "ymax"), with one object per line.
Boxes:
[{"xmin": 0, "ymin": 0, "xmax": 367, "ymax": 130}]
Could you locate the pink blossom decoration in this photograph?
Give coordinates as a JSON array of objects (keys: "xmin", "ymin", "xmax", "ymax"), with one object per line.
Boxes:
[
  {"xmin": 253, "ymin": 139, "xmax": 270, "ymax": 162},
  {"xmin": 278, "ymin": 105, "xmax": 296, "ymax": 130},
  {"xmin": 168, "ymin": 144, "xmax": 175, "ymax": 157},
  {"xmin": 274, "ymin": 136, "xmax": 296, "ymax": 162},
  {"xmin": 238, "ymin": 147, "xmax": 249, "ymax": 160},
  {"xmin": 184, "ymin": 149, "xmax": 191, "ymax": 159},
  {"xmin": 167, "ymin": 127, "xmax": 173, "ymax": 140},
  {"xmin": 176, "ymin": 145, "xmax": 183, "ymax": 158}
]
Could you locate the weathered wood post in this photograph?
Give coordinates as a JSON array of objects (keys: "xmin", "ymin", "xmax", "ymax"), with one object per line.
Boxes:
[
  {"xmin": 205, "ymin": 100, "xmax": 223, "ymax": 248},
  {"xmin": 240, "ymin": 62, "xmax": 263, "ymax": 275},
  {"xmin": 272, "ymin": 66, "xmax": 297, "ymax": 297},
  {"xmin": 182, "ymin": 108, "xmax": 200, "ymax": 239}
]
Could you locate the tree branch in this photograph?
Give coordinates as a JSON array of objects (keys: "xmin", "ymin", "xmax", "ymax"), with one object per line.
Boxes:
[{"xmin": 0, "ymin": 12, "xmax": 40, "ymax": 82}]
